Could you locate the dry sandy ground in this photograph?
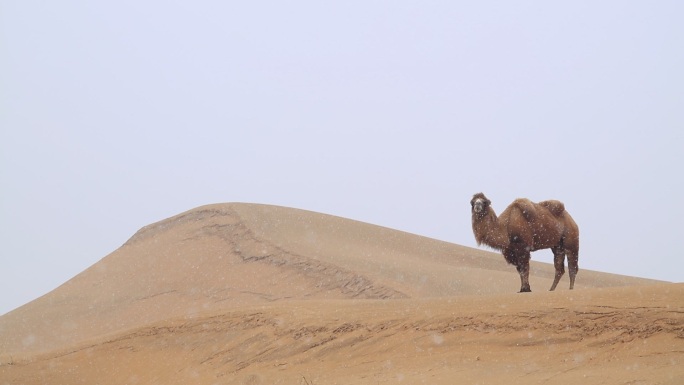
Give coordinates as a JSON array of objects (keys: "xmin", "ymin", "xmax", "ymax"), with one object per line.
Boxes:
[{"xmin": 1, "ymin": 203, "xmax": 682, "ymax": 384}]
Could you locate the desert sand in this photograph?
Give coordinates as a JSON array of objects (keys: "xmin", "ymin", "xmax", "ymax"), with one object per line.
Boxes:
[{"xmin": 1, "ymin": 203, "xmax": 682, "ymax": 384}]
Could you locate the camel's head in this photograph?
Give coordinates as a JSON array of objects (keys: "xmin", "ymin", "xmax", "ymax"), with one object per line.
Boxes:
[{"xmin": 471, "ymin": 193, "xmax": 491, "ymax": 215}]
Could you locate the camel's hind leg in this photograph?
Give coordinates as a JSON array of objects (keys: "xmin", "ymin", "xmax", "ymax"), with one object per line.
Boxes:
[
  {"xmin": 549, "ymin": 247, "xmax": 566, "ymax": 291},
  {"xmin": 567, "ymin": 250, "xmax": 579, "ymax": 290}
]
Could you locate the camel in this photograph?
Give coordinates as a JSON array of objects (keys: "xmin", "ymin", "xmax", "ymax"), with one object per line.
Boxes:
[{"xmin": 470, "ymin": 193, "xmax": 579, "ymax": 292}]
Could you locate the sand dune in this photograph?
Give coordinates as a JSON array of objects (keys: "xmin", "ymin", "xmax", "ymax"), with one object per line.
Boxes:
[{"xmin": 1, "ymin": 203, "xmax": 681, "ymax": 384}]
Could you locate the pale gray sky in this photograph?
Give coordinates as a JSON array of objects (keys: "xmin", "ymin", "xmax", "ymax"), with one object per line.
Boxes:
[{"xmin": 1, "ymin": 1, "xmax": 682, "ymax": 314}]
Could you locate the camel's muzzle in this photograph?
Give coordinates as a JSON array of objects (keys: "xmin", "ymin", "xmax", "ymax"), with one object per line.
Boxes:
[{"xmin": 472, "ymin": 200, "xmax": 485, "ymax": 213}]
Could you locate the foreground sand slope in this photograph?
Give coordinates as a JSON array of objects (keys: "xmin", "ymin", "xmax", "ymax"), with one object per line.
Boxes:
[{"xmin": 2, "ymin": 284, "xmax": 683, "ymax": 385}]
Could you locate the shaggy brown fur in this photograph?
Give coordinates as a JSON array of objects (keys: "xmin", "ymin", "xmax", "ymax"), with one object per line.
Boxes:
[{"xmin": 470, "ymin": 193, "xmax": 580, "ymax": 292}]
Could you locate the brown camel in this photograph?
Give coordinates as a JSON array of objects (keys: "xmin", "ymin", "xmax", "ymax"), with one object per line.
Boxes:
[{"xmin": 470, "ymin": 193, "xmax": 580, "ymax": 292}]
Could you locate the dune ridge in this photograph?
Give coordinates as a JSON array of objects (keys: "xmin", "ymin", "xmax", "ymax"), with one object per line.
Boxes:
[{"xmin": 0, "ymin": 203, "xmax": 680, "ymax": 384}]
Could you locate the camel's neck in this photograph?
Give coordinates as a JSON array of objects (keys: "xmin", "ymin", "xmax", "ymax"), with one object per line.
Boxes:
[{"xmin": 472, "ymin": 208, "xmax": 508, "ymax": 250}]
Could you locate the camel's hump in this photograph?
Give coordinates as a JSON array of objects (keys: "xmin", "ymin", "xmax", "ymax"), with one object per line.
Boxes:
[{"xmin": 538, "ymin": 200, "xmax": 565, "ymax": 216}]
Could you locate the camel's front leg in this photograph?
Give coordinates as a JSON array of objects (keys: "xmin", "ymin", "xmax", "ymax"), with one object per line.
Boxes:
[{"xmin": 516, "ymin": 254, "xmax": 531, "ymax": 293}]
